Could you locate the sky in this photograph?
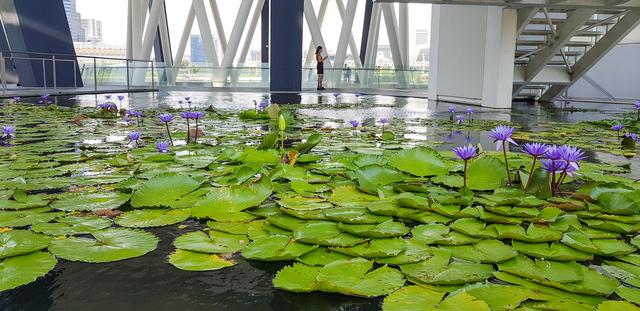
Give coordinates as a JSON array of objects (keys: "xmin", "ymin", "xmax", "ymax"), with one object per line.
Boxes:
[{"xmin": 76, "ymin": 0, "xmax": 431, "ymax": 59}]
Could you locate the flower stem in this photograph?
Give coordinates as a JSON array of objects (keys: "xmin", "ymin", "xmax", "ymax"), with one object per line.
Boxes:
[
  {"xmin": 194, "ymin": 120, "xmax": 199, "ymax": 143},
  {"xmin": 550, "ymin": 162, "xmax": 557, "ymax": 197},
  {"xmin": 524, "ymin": 156, "xmax": 537, "ymax": 194},
  {"xmin": 463, "ymin": 159, "xmax": 468, "ymax": 195},
  {"xmin": 186, "ymin": 119, "xmax": 191, "ymax": 143},
  {"xmin": 502, "ymin": 141, "xmax": 511, "ymax": 186},
  {"xmin": 165, "ymin": 123, "xmax": 173, "ymax": 146}
]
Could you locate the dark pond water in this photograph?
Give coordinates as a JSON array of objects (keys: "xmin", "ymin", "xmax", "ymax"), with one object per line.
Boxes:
[{"xmin": 1, "ymin": 91, "xmax": 637, "ymax": 311}]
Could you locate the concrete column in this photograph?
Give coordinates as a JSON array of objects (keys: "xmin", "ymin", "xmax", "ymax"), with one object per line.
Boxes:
[
  {"xmin": 270, "ymin": 0, "xmax": 303, "ymax": 93},
  {"xmin": 428, "ymin": 5, "xmax": 516, "ymax": 109}
]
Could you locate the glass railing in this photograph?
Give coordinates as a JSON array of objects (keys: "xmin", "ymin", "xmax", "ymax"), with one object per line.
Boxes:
[{"xmin": 0, "ymin": 52, "xmax": 428, "ymax": 95}]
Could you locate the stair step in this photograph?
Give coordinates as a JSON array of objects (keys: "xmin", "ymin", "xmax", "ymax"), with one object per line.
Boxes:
[
  {"xmin": 521, "ymin": 29, "xmax": 604, "ymax": 36},
  {"xmin": 516, "ymin": 40, "xmax": 593, "ymax": 47},
  {"xmin": 515, "ymin": 60, "xmax": 569, "ymax": 65},
  {"xmin": 516, "ymin": 50, "xmax": 583, "ymax": 57},
  {"xmin": 528, "ymin": 17, "xmax": 617, "ymax": 26}
]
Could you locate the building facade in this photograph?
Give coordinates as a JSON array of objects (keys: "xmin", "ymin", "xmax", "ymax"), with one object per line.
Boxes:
[
  {"xmin": 81, "ymin": 19, "xmax": 102, "ymax": 43},
  {"xmin": 63, "ymin": 0, "xmax": 85, "ymax": 42}
]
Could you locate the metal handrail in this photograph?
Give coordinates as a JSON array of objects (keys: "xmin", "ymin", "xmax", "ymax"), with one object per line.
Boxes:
[{"xmin": 0, "ymin": 50, "xmax": 151, "ymax": 63}]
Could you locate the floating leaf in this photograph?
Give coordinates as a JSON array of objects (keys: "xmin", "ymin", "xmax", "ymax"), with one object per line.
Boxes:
[
  {"xmin": 241, "ymin": 235, "xmax": 316, "ymax": 261},
  {"xmin": 173, "ymin": 231, "xmax": 247, "ymax": 254},
  {"xmin": 0, "ymin": 230, "xmax": 51, "ymax": 259},
  {"xmin": 49, "ymin": 228, "xmax": 158, "ymax": 263},
  {"xmin": 467, "ymin": 156, "xmax": 506, "ymax": 190},
  {"xmin": 0, "ymin": 208, "xmax": 64, "ymax": 228},
  {"xmin": 382, "ymin": 285, "xmax": 445, "ymax": 311},
  {"xmin": 0, "ymin": 251, "xmax": 57, "ymax": 291},
  {"xmin": 115, "ymin": 209, "xmax": 190, "ymax": 228},
  {"xmin": 51, "ymin": 192, "xmax": 130, "ymax": 212},
  {"xmin": 168, "ymin": 249, "xmax": 235, "ymax": 271},
  {"xmin": 130, "ymin": 174, "xmax": 201, "ymax": 208},
  {"xmin": 400, "ymin": 249, "xmax": 494, "ymax": 285},
  {"xmin": 31, "ymin": 216, "xmax": 111, "ymax": 236},
  {"xmin": 387, "ymin": 147, "xmax": 448, "ymax": 177},
  {"xmin": 293, "ymin": 221, "xmax": 367, "ymax": 247},
  {"xmin": 192, "ymin": 178, "xmax": 272, "ymax": 219}
]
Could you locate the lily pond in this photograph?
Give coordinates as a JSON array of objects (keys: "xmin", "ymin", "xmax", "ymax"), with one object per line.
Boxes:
[{"xmin": 1, "ymin": 92, "xmax": 640, "ymax": 310}]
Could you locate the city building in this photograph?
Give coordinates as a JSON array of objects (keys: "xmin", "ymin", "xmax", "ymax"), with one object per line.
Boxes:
[
  {"xmin": 62, "ymin": 0, "xmax": 85, "ymax": 42},
  {"xmin": 190, "ymin": 34, "xmax": 206, "ymax": 64},
  {"xmin": 416, "ymin": 29, "xmax": 429, "ymax": 46},
  {"xmin": 81, "ymin": 19, "xmax": 102, "ymax": 43}
]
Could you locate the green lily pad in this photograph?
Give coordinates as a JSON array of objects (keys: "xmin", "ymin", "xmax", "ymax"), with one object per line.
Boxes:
[
  {"xmin": 0, "ymin": 208, "xmax": 64, "ymax": 228},
  {"xmin": 192, "ymin": 178, "xmax": 272, "ymax": 219},
  {"xmin": 376, "ymin": 239, "xmax": 435, "ymax": 265},
  {"xmin": 597, "ymin": 300, "xmax": 639, "ymax": 311},
  {"xmin": 512, "ymin": 240, "xmax": 594, "ymax": 261},
  {"xmin": 382, "ymin": 285, "xmax": 445, "ymax": 311},
  {"xmin": 467, "ymin": 156, "xmax": 506, "ymax": 191},
  {"xmin": 49, "ymin": 228, "xmax": 158, "ymax": 263},
  {"xmin": 439, "ymin": 291, "xmax": 490, "ymax": 311},
  {"xmin": 494, "ymin": 223, "xmax": 563, "ymax": 242},
  {"xmin": 115, "ymin": 209, "xmax": 190, "ymax": 228},
  {"xmin": 273, "ymin": 258, "xmax": 405, "ymax": 297},
  {"xmin": 412, "ymin": 224, "xmax": 479, "ymax": 245},
  {"xmin": 168, "ymin": 249, "xmax": 235, "ymax": 271},
  {"xmin": 330, "ymin": 238, "xmax": 406, "ymax": 258},
  {"xmin": 0, "ymin": 251, "xmax": 57, "ymax": 291},
  {"xmin": 130, "ymin": 174, "xmax": 201, "ymax": 208},
  {"xmin": 50, "ymin": 192, "xmax": 130, "ymax": 212},
  {"xmin": 440, "ymin": 239, "xmax": 518, "ymax": 263},
  {"xmin": 329, "ymin": 185, "xmax": 380, "ymax": 207},
  {"xmin": 0, "ymin": 230, "xmax": 51, "ymax": 259},
  {"xmin": 31, "ymin": 216, "xmax": 112, "ymax": 236},
  {"xmin": 387, "ymin": 147, "xmax": 448, "ymax": 177},
  {"xmin": 292, "ymin": 221, "xmax": 367, "ymax": 247},
  {"xmin": 297, "ymin": 247, "xmax": 353, "ymax": 266},
  {"xmin": 323, "ymin": 207, "xmax": 392, "ymax": 224},
  {"xmin": 173, "ymin": 230, "xmax": 247, "ymax": 254},
  {"xmin": 400, "ymin": 249, "xmax": 494, "ymax": 285},
  {"xmin": 354, "ymin": 165, "xmax": 404, "ymax": 192},
  {"xmin": 337, "ymin": 220, "xmax": 409, "ymax": 238},
  {"xmin": 561, "ymin": 229, "xmax": 636, "ymax": 256},
  {"xmin": 277, "ymin": 196, "xmax": 332, "ymax": 210},
  {"xmin": 241, "ymin": 235, "xmax": 316, "ymax": 261}
]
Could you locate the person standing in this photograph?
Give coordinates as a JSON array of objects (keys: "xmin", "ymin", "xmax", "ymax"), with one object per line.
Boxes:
[{"xmin": 316, "ymin": 46, "xmax": 328, "ymax": 90}]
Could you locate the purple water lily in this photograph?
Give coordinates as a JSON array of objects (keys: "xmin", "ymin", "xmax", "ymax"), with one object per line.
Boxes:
[
  {"xmin": 612, "ymin": 124, "xmax": 624, "ymax": 141},
  {"xmin": 98, "ymin": 102, "xmax": 118, "ymax": 113},
  {"xmin": 117, "ymin": 95, "xmax": 125, "ymax": 102},
  {"xmin": 489, "ymin": 125, "xmax": 517, "ymax": 186},
  {"xmin": 448, "ymin": 106, "xmax": 456, "ymax": 113},
  {"xmin": 559, "ymin": 145, "xmax": 586, "ymax": 170},
  {"xmin": 333, "ymin": 92, "xmax": 340, "ymax": 98},
  {"xmin": 258, "ymin": 100, "xmax": 269, "ymax": 111},
  {"xmin": 379, "ymin": 117, "xmax": 389, "ymax": 132},
  {"xmin": 12, "ymin": 96, "xmax": 21, "ymax": 103},
  {"xmin": 624, "ymin": 132, "xmax": 639, "ymax": 142},
  {"xmin": 2, "ymin": 125, "xmax": 15, "ymax": 139},
  {"xmin": 545, "ymin": 145, "xmax": 563, "ymax": 161},
  {"xmin": 466, "ymin": 108, "xmax": 474, "ymax": 123},
  {"xmin": 156, "ymin": 141, "xmax": 170, "ymax": 153},
  {"xmin": 453, "ymin": 145, "xmax": 478, "ymax": 193},
  {"xmin": 191, "ymin": 111, "xmax": 205, "ymax": 142},
  {"xmin": 105, "ymin": 95, "xmax": 112, "ymax": 101},
  {"xmin": 522, "ymin": 142, "xmax": 548, "ymax": 193},
  {"xmin": 159, "ymin": 113, "xmax": 174, "ymax": 145},
  {"xmin": 38, "ymin": 94, "xmax": 50, "ymax": 105},
  {"xmin": 455, "ymin": 115, "xmax": 464, "ymax": 125},
  {"xmin": 349, "ymin": 120, "xmax": 360, "ymax": 128},
  {"xmin": 126, "ymin": 110, "xmax": 143, "ymax": 127},
  {"xmin": 128, "ymin": 131, "xmax": 142, "ymax": 147},
  {"xmin": 635, "ymin": 101, "xmax": 640, "ymax": 121},
  {"xmin": 542, "ymin": 144, "xmax": 585, "ymax": 196}
]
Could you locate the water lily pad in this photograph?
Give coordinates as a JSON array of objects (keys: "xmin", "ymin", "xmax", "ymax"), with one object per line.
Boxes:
[
  {"xmin": 439, "ymin": 291, "xmax": 490, "ymax": 311},
  {"xmin": 130, "ymin": 174, "xmax": 201, "ymax": 208},
  {"xmin": 273, "ymin": 258, "xmax": 405, "ymax": 297},
  {"xmin": 512, "ymin": 240, "xmax": 594, "ymax": 261},
  {"xmin": 297, "ymin": 247, "xmax": 353, "ymax": 266},
  {"xmin": 31, "ymin": 216, "xmax": 112, "ymax": 236},
  {"xmin": 387, "ymin": 147, "xmax": 448, "ymax": 177},
  {"xmin": 337, "ymin": 220, "xmax": 409, "ymax": 238},
  {"xmin": 0, "ymin": 251, "xmax": 57, "ymax": 291},
  {"xmin": 192, "ymin": 178, "xmax": 272, "ymax": 219},
  {"xmin": 329, "ymin": 186, "xmax": 379, "ymax": 207},
  {"xmin": 400, "ymin": 249, "xmax": 494, "ymax": 285},
  {"xmin": 440, "ymin": 239, "xmax": 518, "ymax": 263},
  {"xmin": 0, "ymin": 230, "xmax": 51, "ymax": 259},
  {"xmin": 241, "ymin": 235, "xmax": 316, "ymax": 261},
  {"xmin": 115, "ymin": 209, "xmax": 190, "ymax": 228},
  {"xmin": 382, "ymin": 285, "xmax": 445, "ymax": 311},
  {"xmin": 293, "ymin": 221, "xmax": 367, "ymax": 247},
  {"xmin": 597, "ymin": 300, "xmax": 639, "ymax": 311},
  {"xmin": 495, "ymin": 223, "xmax": 563, "ymax": 242},
  {"xmin": 561, "ymin": 229, "xmax": 636, "ymax": 256},
  {"xmin": 51, "ymin": 192, "xmax": 130, "ymax": 212},
  {"xmin": 412, "ymin": 224, "xmax": 479, "ymax": 245},
  {"xmin": 323, "ymin": 207, "xmax": 392, "ymax": 224},
  {"xmin": 173, "ymin": 230, "xmax": 247, "ymax": 253},
  {"xmin": 277, "ymin": 196, "xmax": 332, "ymax": 210},
  {"xmin": 376, "ymin": 239, "xmax": 435, "ymax": 265},
  {"xmin": 330, "ymin": 238, "xmax": 406, "ymax": 258},
  {"xmin": 0, "ymin": 208, "xmax": 64, "ymax": 228},
  {"xmin": 168, "ymin": 249, "xmax": 235, "ymax": 271},
  {"xmin": 49, "ymin": 228, "xmax": 158, "ymax": 263},
  {"xmin": 354, "ymin": 165, "xmax": 404, "ymax": 192},
  {"xmin": 467, "ymin": 156, "xmax": 506, "ymax": 191}
]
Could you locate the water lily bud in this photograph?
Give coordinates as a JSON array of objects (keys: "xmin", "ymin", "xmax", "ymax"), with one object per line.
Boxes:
[{"xmin": 279, "ymin": 114, "xmax": 286, "ymax": 131}]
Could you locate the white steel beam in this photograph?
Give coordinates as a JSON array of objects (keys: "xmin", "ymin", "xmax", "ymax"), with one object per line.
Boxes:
[
  {"xmin": 399, "ymin": 3, "xmax": 409, "ymax": 65},
  {"xmin": 304, "ymin": 0, "xmax": 332, "ymax": 68},
  {"xmin": 158, "ymin": 3, "xmax": 173, "ymax": 67},
  {"xmin": 382, "ymin": 3, "xmax": 407, "ymax": 84},
  {"xmin": 194, "ymin": 0, "xmax": 220, "ymax": 67},
  {"xmin": 221, "ymin": 0, "xmax": 253, "ymax": 68},
  {"xmin": 525, "ymin": 8, "xmax": 595, "ymax": 81},
  {"xmin": 127, "ymin": 0, "xmax": 133, "ymax": 59},
  {"xmin": 238, "ymin": 0, "xmax": 266, "ymax": 65},
  {"xmin": 304, "ymin": 0, "xmax": 329, "ymax": 66},
  {"xmin": 209, "ymin": 0, "xmax": 228, "ymax": 53},
  {"xmin": 539, "ymin": 10, "xmax": 640, "ymax": 101},
  {"xmin": 174, "ymin": 3, "xmax": 196, "ymax": 68},
  {"xmin": 139, "ymin": 0, "xmax": 165, "ymax": 60},
  {"xmin": 334, "ymin": 0, "xmax": 358, "ymax": 69},
  {"xmin": 516, "ymin": 7, "xmax": 540, "ymax": 36},
  {"xmin": 335, "ymin": 0, "xmax": 363, "ymax": 68},
  {"xmin": 364, "ymin": 3, "xmax": 382, "ymax": 67}
]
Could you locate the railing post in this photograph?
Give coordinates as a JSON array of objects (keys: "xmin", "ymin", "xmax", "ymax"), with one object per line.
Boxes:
[
  {"xmin": 126, "ymin": 60, "xmax": 130, "ymax": 91},
  {"xmin": 52, "ymin": 55, "xmax": 57, "ymax": 91},
  {"xmin": 42, "ymin": 59, "xmax": 47, "ymax": 90},
  {"xmin": 73, "ymin": 60, "xmax": 77, "ymax": 88},
  {"xmin": 0, "ymin": 56, "xmax": 6, "ymax": 95},
  {"xmin": 93, "ymin": 57, "xmax": 98, "ymax": 92},
  {"xmin": 151, "ymin": 61, "xmax": 155, "ymax": 89}
]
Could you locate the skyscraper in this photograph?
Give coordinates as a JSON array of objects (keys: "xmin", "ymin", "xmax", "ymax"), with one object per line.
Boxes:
[
  {"xmin": 63, "ymin": 0, "xmax": 85, "ymax": 42},
  {"xmin": 190, "ymin": 35, "xmax": 206, "ymax": 64},
  {"xmin": 82, "ymin": 19, "xmax": 102, "ymax": 43}
]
